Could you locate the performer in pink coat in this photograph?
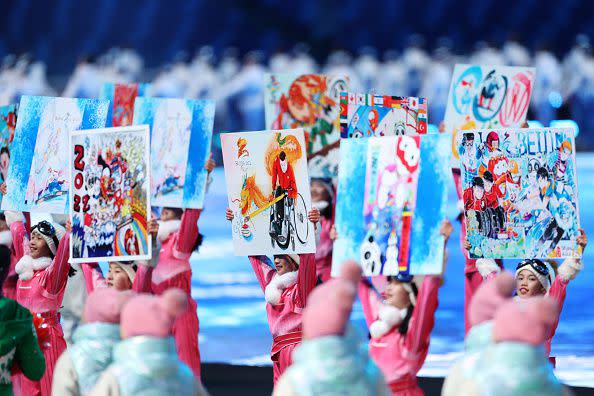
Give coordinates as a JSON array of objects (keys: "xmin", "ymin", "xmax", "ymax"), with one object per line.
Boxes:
[
  {"xmin": 1, "ymin": 212, "xmax": 28, "ymax": 299},
  {"xmin": 7, "ymin": 211, "xmax": 71, "ymax": 396},
  {"xmin": 310, "ymin": 177, "xmax": 335, "ymax": 282},
  {"xmin": 226, "ymin": 207, "xmax": 320, "ymax": 384},
  {"xmin": 474, "ymin": 228, "xmax": 588, "ymax": 367},
  {"xmin": 358, "ymin": 220, "xmax": 452, "ymax": 395},
  {"xmin": 151, "ymin": 206, "xmax": 203, "ymax": 378}
]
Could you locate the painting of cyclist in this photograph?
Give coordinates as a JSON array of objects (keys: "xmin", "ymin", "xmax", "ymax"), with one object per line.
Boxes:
[
  {"xmin": 271, "ymin": 151, "xmax": 297, "ymax": 228},
  {"xmin": 463, "ymin": 176, "xmax": 486, "ymax": 212}
]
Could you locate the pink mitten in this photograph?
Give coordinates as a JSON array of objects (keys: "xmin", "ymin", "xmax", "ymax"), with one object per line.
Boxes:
[
  {"xmin": 493, "ymin": 297, "xmax": 559, "ymax": 345},
  {"xmin": 468, "ymin": 271, "xmax": 515, "ymax": 327},
  {"xmin": 303, "ymin": 261, "xmax": 361, "ymax": 339}
]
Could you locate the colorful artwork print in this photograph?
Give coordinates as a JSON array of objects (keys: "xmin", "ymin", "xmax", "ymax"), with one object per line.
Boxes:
[
  {"xmin": 100, "ymin": 83, "xmax": 150, "ymax": 127},
  {"xmin": 221, "ymin": 129, "xmax": 316, "ymax": 255},
  {"xmin": 264, "ymin": 73, "xmax": 348, "ymax": 178},
  {"xmin": 0, "ymin": 104, "xmax": 17, "ymax": 205},
  {"xmin": 460, "ymin": 128, "xmax": 580, "ymax": 259},
  {"xmin": 445, "ymin": 64, "xmax": 535, "ymax": 168},
  {"xmin": 333, "ymin": 135, "xmax": 423, "ymax": 276},
  {"xmin": 409, "ymin": 134, "xmax": 451, "ymax": 274},
  {"xmin": 134, "ymin": 98, "xmax": 214, "ymax": 208},
  {"xmin": 2, "ymin": 96, "xmax": 108, "ymax": 214},
  {"xmin": 340, "ymin": 92, "xmax": 428, "ymax": 138},
  {"xmin": 69, "ymin": 125, "xmax": 151, "ymax": 263}
]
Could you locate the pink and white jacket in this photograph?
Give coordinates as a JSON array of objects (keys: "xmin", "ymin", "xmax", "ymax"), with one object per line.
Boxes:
[
  {"xmin": 249, "ymin": 253, "xmax": 316, "ymax": 359},
  {"xmin": 359, "ymin": 276, "xmax": 440, "ymax": 394},
  {"xmin": 12, "ymin": 220, "xmax": 71, "ymax": 314},
  {"xmin": 476, "ymin": 257, "xmax": 582, "ymax": 360},
  {"xmin": 315, "ymin": 217, "xmax": 334, "ymax": 282}
]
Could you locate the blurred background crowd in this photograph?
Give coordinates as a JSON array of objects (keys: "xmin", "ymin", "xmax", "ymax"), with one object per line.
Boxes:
[
  {"xmin": 0, "ymin": 1, "xmax": 593, "ymax": 151},
  {"xmin": 2, "ymin": 37, "xmax": 594, "ymax": 150}
]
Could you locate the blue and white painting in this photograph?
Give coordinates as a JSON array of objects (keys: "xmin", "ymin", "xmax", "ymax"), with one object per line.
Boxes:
[
  {"xmin": 332, "ymin": 138, "xmax": 368, "ymax": 276},
  {"xmin": 409, "ymin": 134, "xmax": 452, "ymax": 274},
  {"xmin": 2, "ymin": 96, "xmax": 108, "ymax": 214},
  {"xmin": 333, "ymin": 134, "xmax": 451, "ymax": 276},
  {"xmin": 133, "ymin": 97, "xmax": 214, "ymax": 208}
]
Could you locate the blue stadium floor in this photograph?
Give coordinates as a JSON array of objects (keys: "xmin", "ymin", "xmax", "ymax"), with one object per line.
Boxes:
[{"xmin": 192, "ymin": 153, "xmax": 594, "ymax": 388}]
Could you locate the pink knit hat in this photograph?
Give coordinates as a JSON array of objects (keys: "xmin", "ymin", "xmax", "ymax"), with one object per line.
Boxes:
[
  {"xmin": 303, "ymin": 260, "xmax": 361, "ymax": 339},
  {"xmin": 83, "ymin": 288, "xmax": 134, "ymax": 324},
  {"xmin": 120, "ymin": 289, "xmax": 187, "ymax": 338},
  {"xmin": 493, "ymin": 297, "xmax": 559, "ymax": 345},
  {"xmin": 468, "ymin": 271, "xmax": 515, "ymax": 327}
]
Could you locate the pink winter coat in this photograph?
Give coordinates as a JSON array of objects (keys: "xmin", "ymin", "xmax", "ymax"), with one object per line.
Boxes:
[
  {"xmin": 248, "ymin": 253, "xmax": 316, "ymax": 358},
  {"xmin": 315, "ymin": 217, "xmax": 334, "ymax": 282},
  {"xmin": 11, "ymin": 219, "xmax": 71, "ymax": 396},
  {"xmin": 152, "ymin": 209, "xmax": 202, "ymax": 378},
  {"xmin": 359, "ymin": 276, "xmax": 441, "ymax": 395}
]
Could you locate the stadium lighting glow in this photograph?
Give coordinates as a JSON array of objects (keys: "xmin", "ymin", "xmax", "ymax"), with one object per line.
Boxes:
[
  {"xmin": 548, "ymin": 91, "xmax": 563, "ymax": 109},
  {"xmin": 550, "ymin": 119, "xmax": 580, "ymax": 137}
]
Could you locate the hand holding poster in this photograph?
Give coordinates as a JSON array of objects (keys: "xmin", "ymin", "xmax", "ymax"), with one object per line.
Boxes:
[
  {"xmin": 340, "ymin": 92, "xmax": 428, "ymax": 138},
  {"xmin": 100, "ymin": 82, "xmax": 150, "ymax": 127},
  {"xmin": 460, "ymin": 128, "xmax": 580, "ymax": 259},
  {"xmin": 2, "ymin": 96, "xmax": 108, "ymax": 214},
  {"xmin": 69, "ymin": 125, "xmax": 151, "ymax": 263},
  {"xmin": 332, "ymin": 134, "xmax": 451, "ymax": 276},
  {"xmin": 221, "ymin": 129, "xmax": 316, "ymax": 255},
  {"xmin": 133, "ymin": 97, "xmax": 214, "ymax": 209},
  {"xmin": 264, "ymin": 73, "xmax": 348, "ymax": 178},
  {"xmin": 444, "ymin": 64, "xmax": 535, "ymax": 167},
  {"xmin": 0, "ymin": 104, "xmax": 17, "ymax": 205}
]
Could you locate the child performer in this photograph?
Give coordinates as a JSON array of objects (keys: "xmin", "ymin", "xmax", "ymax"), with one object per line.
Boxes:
[
  {"xmin": 310, "ymin": 177, "xmax": 335, "ymax": 282},
  {"xmin": 7, "ymin": 210, "xmax": 71, "ymax": 396},
  {"xmin": 0, "ymin": 244, "xmax": 46, "ymax": 396},
  {"xmin": 225, "ymin": 207, "xmax": 320, "ymax": 384},
  {"xmin": 52, "ymin": 288, "xmax": 133, "ymax": 395},
  {"xmin": 147, "ymin": 157, "xmax": 215, "ymax": 378},
  {"xmin": 358, "ymin": 220, "xmax": 453, "ymax": 395},
  {"xmin": 473, "ymin": 228, "xmax": 588, "ymax": 366}
]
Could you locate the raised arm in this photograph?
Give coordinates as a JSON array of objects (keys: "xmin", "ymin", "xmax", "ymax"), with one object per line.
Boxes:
[
  {"xmin": 295, "ymin": 253, "xmax": 317, "ymax": 309},
  {"xmin": 43, "ymin": 232, "xmax": 72, "ymax": 295},
  {"xmin": 80, "ymin": 263, "xmax": 107, "ymax": 293},
  {"xmin": 7, "ymin": 211, "xmax": 28, "ymax": 260},
  {"xmin": 174, "ymin": 209, "xmax": 201, "ymax": 257},
  {"xmin": 249, "ymin": 255, "xmax": 276, "ymax": 292},
  {"xmin": 133, "ymin": 264, "xmax": 154, "ymax": 293},
  {"xmin": 358, "ymin": 278, "xmax": 383, "ymax": 328},
  {"xmin": 405, "ymin": 275, "xmax": 441, "ymax": 353}
]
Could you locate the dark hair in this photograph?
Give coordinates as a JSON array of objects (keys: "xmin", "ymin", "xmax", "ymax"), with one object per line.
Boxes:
[
  {"xmin": 193, "ymin": 233, "xmax": 204, "ymax": 252},
  {"xmin": 0, "ymin": 245, "xmax": 11, "ymax": 296},
  {"xmin": 537, "ymin": 167, "xmax": 549, "ymax": 179},
  {"xmin": 482, "ymin": 171, "xmax": 494, "ymax": 183},
  {"xmin": 279, "ymin": 151, "xmax": 286, "ymax": 161},
  {"xmin": 163, "ymin": 207, "xmax": 184, "ymax": 220},
  {"xmin": 463, "ymin": 133, "xmax": 475, "ymax": 142},
  {"xmin": 472, "ymin": 176, "xmax": 484, "ymax": 188},
  {"xmin": 398, "ymin": 282, "xmax": 418, "ymax": 335},
  {"xmin": 0, "ymin": 147, "xmax": 9, "ymax": 157}
]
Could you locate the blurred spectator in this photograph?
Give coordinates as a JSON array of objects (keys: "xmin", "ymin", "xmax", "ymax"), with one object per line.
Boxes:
[
  {"xmin": 532, "ymin": 46, "xmax": 562, "ymax": 125},
  {"xmin": 62, "ymin": 55, "xmax": 104, "ymax": 98},
  {"xmin": 353, "ymin": 46, "xmax": 380, "ymax": 93}
]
